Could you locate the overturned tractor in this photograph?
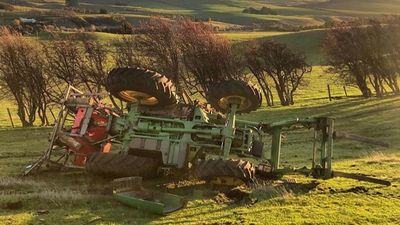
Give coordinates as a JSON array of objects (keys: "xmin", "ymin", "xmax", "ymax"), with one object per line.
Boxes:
[{"xmin": 24, "ymin": 67, "xmax": 390, "ymax": 189}]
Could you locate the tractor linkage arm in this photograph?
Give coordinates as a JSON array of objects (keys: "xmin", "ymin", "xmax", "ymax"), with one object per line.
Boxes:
[{"xmin": 249, "ymin": 117, "xmax": 391, "ymax": 186}]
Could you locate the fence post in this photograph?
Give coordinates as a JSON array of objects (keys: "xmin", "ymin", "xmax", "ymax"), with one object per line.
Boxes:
[
  {"xmin": 327, "ymin": 84, "xmax": 332, "ymax": 101},
  {"xmin": 343, "ymin": 86, "xmax": 348, "ymax": 97},
  {"xmin": 6, "ymin": 108, "xmax": 15, "ymax": 128}
]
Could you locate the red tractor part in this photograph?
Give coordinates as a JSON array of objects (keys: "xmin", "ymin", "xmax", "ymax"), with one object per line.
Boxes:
[{"xmin": 65, "ymin": 106, "xmax": 112, "ymax": 166}]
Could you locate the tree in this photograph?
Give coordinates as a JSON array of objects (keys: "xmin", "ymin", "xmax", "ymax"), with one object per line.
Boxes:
[
  {"xmin": 324, "ymin": 22, "xmax": 400, "ymax": 97},
  {"xmin": 245, "ymin": 40, "xmax": 311, "ymax": 106},
  {"xmin": 82, "ymin": 39, "xmax": 112, "ymax": 92},
  {"xmin": 135, "ymin": 17, "xmax": 182, "ymax": 87},
  {"xmin": 43, "ymin": 35, "xmax": 112, "ymax": 99},
  {"xmin": 363, "ymin": 24, "xmax": 400, "ymax": 95},
  {"xmin": 178, "ymin": 19, "xmax": 244, "ymax": 97},
  {"xmin": 0, "ymin": 27, "xmax": 49, "ymax": 126},
  {"xmin": 324, "ymin": 26, "xmax": 372, "ymax": 97},
  {"xmin": 114, "ymin": 35, "xmax": 142, "ymax": 68},
  {"xmin": 245, "ymin": 41, "xmax": 274, "ymax": 106}
]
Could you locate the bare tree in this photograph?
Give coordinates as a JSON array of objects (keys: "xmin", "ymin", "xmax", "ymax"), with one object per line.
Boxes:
[
  {"xmin": 245, "ymin": 41, "xmax": 274, "ymax": 106},
  {"xmin": 82, "ymin": 39, "xmax": 112, "ymax": 92},
  {"xmin": 324, "ymin": 22, "xmax": 400, "ymax": 97},
  {"xmin": 135, "ymin": 17, "xmax": 182, "ymax": 86},
  {"xmin": 0, "ymin": 27, "xmax": 49, "ymax": 126},
  {"xmin": 114, "ymin": 35, "xmax": 143, "ymax": 68},
  {"xmin": 178, "ymin": 19, "xmax": 245, "ymax": 97},
  {"xmin": 363, "ymin": 24, "xmax": 400, "ymax": 95},
  {"xmin": 324, "ymin": 26, "xmax": 372, "ymax": 97},
  {"xmin": 43, "ymin": 37, "xmax": 87, "ymax": 89},
  {"xmin": 43, "ymin": 35, "xmax": 112, "ymax": 98},
  {"xmin": 245, "ymin": 40, "xmax": 311, "ymax": 106}
]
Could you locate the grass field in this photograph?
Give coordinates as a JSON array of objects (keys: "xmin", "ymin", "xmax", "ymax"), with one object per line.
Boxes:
[{"xmin": 0, "ymin": 68, "xmax": 399, "ymax": 224}]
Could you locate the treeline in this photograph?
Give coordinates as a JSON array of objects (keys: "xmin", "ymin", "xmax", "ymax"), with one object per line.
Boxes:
[
  {"xmin": 324, "ymin": 23, "xmax": 400, "ymax": 97},
  {"xmin": 0, "ymin": 18, "xmax": 399, "ymax": 127}
]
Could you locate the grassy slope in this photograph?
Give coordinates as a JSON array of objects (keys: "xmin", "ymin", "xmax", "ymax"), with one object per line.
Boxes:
[
  {"xmin": 0, "ymin": 69, "xmax": 399, "ymax": 224},
  {"xmin": 261, "ymin": 29, "xmax": 326, "ymax": 65},
  {"xmin": 303, "ymin": 0, "xmax": 400, "ymax": 15}
]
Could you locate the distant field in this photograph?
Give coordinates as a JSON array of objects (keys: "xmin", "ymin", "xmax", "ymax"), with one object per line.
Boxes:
[
  {"xmin": 1, "ymin": 0, "xmax": 400, "ymax": 27},
  {"xmin": 303, "ymin": 0, "xmax": 400, "ymax": 15}
]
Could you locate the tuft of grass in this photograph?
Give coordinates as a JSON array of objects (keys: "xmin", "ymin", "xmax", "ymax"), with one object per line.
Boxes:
[{"xmin": 362, "ymin": 151, "xmax": 400, "ymax": 164}]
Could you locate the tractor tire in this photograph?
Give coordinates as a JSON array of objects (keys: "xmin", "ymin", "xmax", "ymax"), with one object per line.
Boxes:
[
  {"xmin": 206, "ymin": 80, "xmax": 262, "ymax": 114},
  {"xmin": 85, "ymin": 152, "xmax": 161, "ymax": 178},
  {"xmin": 106, "ymin": 67, "xmax": 177, "ymax": 108},
  {"xmin": 195, "ymin": 159, "xmax": 256, "ymax": 184}
]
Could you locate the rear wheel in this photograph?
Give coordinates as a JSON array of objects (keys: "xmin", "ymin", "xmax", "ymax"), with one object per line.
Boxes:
[
  {"xmin": 106, "ymin": 67, "xmax": 177, "ymax": 108},
  {"xmin": 85, "ymin": 152, "xmax": 161, "ymax": 178},
  {"xmin": 206, "ymin": 80, "xmax": 262, "ymax": 114},
  {"xmin": 195, "ymin": 159, "xmax": 256, "ymax": 185}
]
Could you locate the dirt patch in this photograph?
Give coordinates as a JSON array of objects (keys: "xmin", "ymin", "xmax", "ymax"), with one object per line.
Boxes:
[
  {"xmin": 213, "ymin": 187, "xmax": 251, "ymax": 204},
  {"xmin": 212, "ymin": 180, "xmax": 320, "ymax": 205},
  {"xmin": 283, "ymin": 180, "xmax": 320, "ymax": 194},
  {"xmin": 328, "ymin": 186, "xmax": 369, "ymax": 194},
  {"xmin": 344, "ymin": 186, "xmax": 368, "ymax": 193},
  {"xmin": 213, "ymin": 192, "xmax": 233, "ymax": 204}
]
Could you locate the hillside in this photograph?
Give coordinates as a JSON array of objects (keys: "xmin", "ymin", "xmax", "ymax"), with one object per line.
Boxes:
[{"xmin": 1, "ymin": 0, "xmax": 400, "ymax": 28}]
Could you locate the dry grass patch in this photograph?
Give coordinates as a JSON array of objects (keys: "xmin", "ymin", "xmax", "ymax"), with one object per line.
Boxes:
[{"xmin": 362, "ymin": 151, "xmax": 400, "ymax": 164}]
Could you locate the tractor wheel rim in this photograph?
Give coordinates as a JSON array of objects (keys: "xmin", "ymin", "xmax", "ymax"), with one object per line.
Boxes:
[
  {"xmin": 118, "ymin": 90, "xmax": 159, "ymax": 105},
  {"xmin": 218, "ymin": 96, "xmax": 251, "ymax": 112}
]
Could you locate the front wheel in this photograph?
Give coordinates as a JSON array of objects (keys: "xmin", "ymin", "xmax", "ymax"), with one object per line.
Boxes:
[{"xmin": 206, "ymin": 80, "xmax": 262, "ymax": 114}]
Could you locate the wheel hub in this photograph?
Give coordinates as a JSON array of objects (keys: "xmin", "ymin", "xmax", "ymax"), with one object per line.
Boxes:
[
  {"xmin": 119, "ymin": 90, "xmax": 159, "ymax": 105},
  {"xmin": 218, "ymin": 96, "xmax": 251, "ymax": 112}
]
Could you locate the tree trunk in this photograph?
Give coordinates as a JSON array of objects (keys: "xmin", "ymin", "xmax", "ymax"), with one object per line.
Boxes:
[
  {"xmin": 251, "ymin": 70, "xmax": 273, "ymax": 106},
  {"xmin": 354, "ymin": 72, "xmax": 371, "ymax": 98}
]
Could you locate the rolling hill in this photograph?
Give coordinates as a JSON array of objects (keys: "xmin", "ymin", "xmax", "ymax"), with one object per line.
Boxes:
[{"xmin": 1, "ymin": 0, "xmax": 400, "ymax": 27}]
